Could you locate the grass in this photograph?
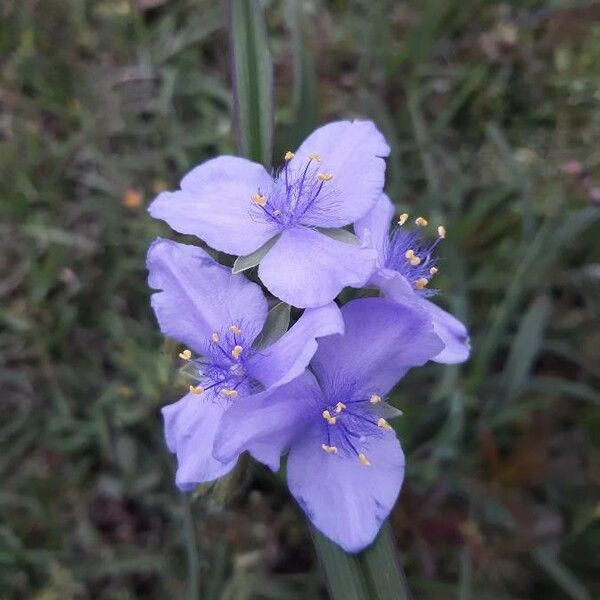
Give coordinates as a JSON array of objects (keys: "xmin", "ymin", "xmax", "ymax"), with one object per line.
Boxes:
[{"xmin": 1, "ymin": 0, "xmax": 599, "ymax": 598}]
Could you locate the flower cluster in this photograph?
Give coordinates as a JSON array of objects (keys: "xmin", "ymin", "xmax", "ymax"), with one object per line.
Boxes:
[{"xmin": 147, "ymin": 121, "xmax": 470, "ymax": 552}]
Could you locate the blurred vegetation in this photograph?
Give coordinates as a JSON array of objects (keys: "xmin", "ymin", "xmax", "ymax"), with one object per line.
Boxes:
[{"xmin": 1, "ymin": 0, "xmax": 599, "ymax": 598}]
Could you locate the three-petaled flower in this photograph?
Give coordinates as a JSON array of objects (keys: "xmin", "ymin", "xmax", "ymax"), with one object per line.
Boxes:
[
  {"xmin": 355, "ymin": 194, "xmax": 471, "ymax": 364},
  {"xmin": 147, "ymin": 238, "xmax": 343, "ymax": 490},
  {"xmin": 149, "ymin": 121, "xmax": 390, "ymax": 308},
  {"xmin": 212, "ymin": 298, "xmax": 444, "ymax": 552}
]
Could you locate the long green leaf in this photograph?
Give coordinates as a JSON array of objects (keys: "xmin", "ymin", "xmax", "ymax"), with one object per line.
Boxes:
[
  {"xmin": 310, "ymin": 526, "xmax": 371, "ymax": 599},
  {"xmin": 359, "ymin": 523, "xmax": 412, "ymax": 600},
  {"xmin": 311, "ymin": 523, "xmax": 412, "ymax": 600},
  {"xmin": 229, "ymin": 0, "xmax": 273, "ymax": 165},
  {"xmin": 285, "ymin": 0, "xmax": 317, "ymax": 145}
]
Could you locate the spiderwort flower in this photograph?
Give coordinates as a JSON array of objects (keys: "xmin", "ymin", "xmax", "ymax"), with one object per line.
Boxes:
[
  {"xmin": 213, "ymin": 298, "xmax": 444, "ymax": 552},
  {"xmin": 149, "ymin": 121, "xmax": 390, "ymax": 308},
  {"xmin": 147, "ymin": 238, "xmax": 343, "ymax": 490},
  {"xmin": 355, "ymin": 194, "xmax": 470, "ymax": 363}
]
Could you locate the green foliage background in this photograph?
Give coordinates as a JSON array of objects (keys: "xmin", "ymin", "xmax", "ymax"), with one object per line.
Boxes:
[{"xmin": 1, "ymin": 0, "xmax": 599, "ymax": 598}]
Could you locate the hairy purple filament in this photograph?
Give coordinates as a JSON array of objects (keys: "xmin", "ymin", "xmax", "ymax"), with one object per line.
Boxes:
[
  {"xmin": 383, "ymin": 227, "xmax": 442, "ymax": 297},
  {"xmin": 317, "ymin": 379, "xmax": 391, "ymax": 461},
  {"xmin": 183, "ymin": 324, "xmax": 259, "ymax": 401},
  {"xmin": 250, "ymin": 158, "xmax": 341, "ymax": 228}
]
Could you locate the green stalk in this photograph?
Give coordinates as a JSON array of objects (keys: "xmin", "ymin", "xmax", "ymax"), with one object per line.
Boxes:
[{"xmin": 229, "ymin": 4, "xmax": 412, "ymax": 597}]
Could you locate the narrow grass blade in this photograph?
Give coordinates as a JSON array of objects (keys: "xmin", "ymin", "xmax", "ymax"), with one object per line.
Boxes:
[{"xmin": 229, "ymin": 0, "xmax": 274, "ymax": 165}]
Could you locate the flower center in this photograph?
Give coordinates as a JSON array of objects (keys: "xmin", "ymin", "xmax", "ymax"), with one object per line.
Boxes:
[
  {"xmin": 384, "ymin": 215, "xmax": 446, "ymax": 296},
  {"xmin": 249, "ymin": 151, "xmax": 338, "ymax": 228},
  {"xmin": 178, "ymin": 323, "xmax": 255, "ymax": 399},
  {"xmin": 318, "ymin": 390, "xmax": 399, "ymax": 467}
]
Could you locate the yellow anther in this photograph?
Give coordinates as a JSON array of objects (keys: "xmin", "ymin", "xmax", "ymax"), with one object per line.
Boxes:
[
  {"xmin": 229, "ymin": 325, "xmax": 242, "ymax": 335},
  {"xmin": 317, "ymin": 173, "xmax": 333, "ymax": 182},
  {"xmin": 284, "ymin": 150, "xmax": 295, "ymax": 161},
  {"xmin": 358, "ymin": 453, "xmax": 371, "ymax": 466},
  {"xmin": 231, "ymin": 345, "xmax": 243, "ymax": 359},
  {"xmin": 189, "ymin": 385, "xmax": 204, "ymax": 395},
  {"xmin": 322, "ymin": 410, "xmax": 337, "ymax": 425},
  {"xmin": 251, "ymin": 193, "xmax": 267, "ymax": 206},
  {"xmin": 415, "ymin": 278, "xmax": 429, "ymax": 289},
  {"xmin": 377, "ymin": 418, "xmax": 392, "ymax": 430},
  {"xmin": 179, "ymin": 349, "xmax": 192, "ymax": 360},
  {"xmin": 409, "ymin": 256, "xmax": 422, "ymax": 266},
  {"xmin": 404, "ymin": 249, "xmax": 415, "ymax": 259},
  {"xmin": 415, "ymin": 216, "xmax": 428, "ymax": 227},
  {"xmin": 308, "ymin": 153, "xmax": 322, "ymax": 162},
  {"xmin": 370, "ymin": 394, "xmax": 381, "ymax": 404},
  {"xmin": 429, "ymin": 266, "xmax": 438, "ymax": 276},
  {"xmin": 438, "ymin": 225, "xmax": 446, "ymax": 239},
  {"xmin": 335, "ymin": 401, "xmax": 346, "ymax": 413},
  {"xmin": 211, "ymin": 332, "xmax": 220, "ymax": 343},
  {"xmin": 321, "ymin": 444, "xmax": 338, "ymax": 454},
  {"xmin": 221, "ymin": 389, "xmax": 238, "ymax": 397},
  {"xmin": 398, "ymin": 213, "xmax": 409, "ymax": 226}
]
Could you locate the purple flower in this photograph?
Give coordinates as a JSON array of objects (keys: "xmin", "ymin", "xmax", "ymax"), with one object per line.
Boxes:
[
  {"xmin": 147, "ymin": 238, "xmax": 343, "ymax": 490},
  {"xmin": 355, "ymin": 194, "xmax": 471, "ymax": 364},
  {"xmin": 212, "ymin": 298, "xmax": 444, "ymax": 552},
  {"xmin": 149, "ymin": 121, "xmax": 390, "ymax": 308}
]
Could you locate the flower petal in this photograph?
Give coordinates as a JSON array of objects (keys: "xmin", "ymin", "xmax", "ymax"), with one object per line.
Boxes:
[
  {"xmin": 354, "ymin": 193, "xmax": 394, "ymax": 261},
  {"xmin": 290, "ymin": 121, "xmax": 390, "ymax": 227},
  {"xmin": 258, "ymin": 228, "xmax": 378, "ymax": 308},
  {"xmin": 287, "ymin": 422, "xmax": 405, "ymax": 553},
  {"xmin": 420, "ymin": 299, "xmax": 471, "ymax": 364},
  {"xmin": 213, "ymin": 372, "xmax": 320, "ymax": 472},
  {"xmin": 149, "ymin": 156, "xmax": 278, "ymax": 255},
  {"xmin": 147, "ymin": 238, "xmax": 268, "ymax": 352},
  {"xmin": 248, "ymin": 302, "xmax": 344, "ymax": 388},
  {"xmin": 375, "ymin": 271, "xmax": 471, "ymax": 364},
  {"xmin": 162, "ymin": 391, "xmax": 236, "ymax": 491},
  {"xmin": 311, "ymin": 297, "xmax": 444, "ymax": 396}
]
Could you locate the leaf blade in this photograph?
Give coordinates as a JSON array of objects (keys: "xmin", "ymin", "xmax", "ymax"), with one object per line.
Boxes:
[{"xmin": 229, "ymin": 0, "xmax": 274, "ymax": 166}]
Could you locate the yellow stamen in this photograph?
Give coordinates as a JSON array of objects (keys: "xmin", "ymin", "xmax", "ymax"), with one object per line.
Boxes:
[
  {"xmin": 398, "ymin": 213, "xmax": 409, "ymax": 226},
  {"xmin": 179, "ymin": 349, "xmax": 192, "ymax": 360},
  {"xmin": 231, "ymin": 345, "xmax": 243, "ymax": 359},
  {"xmin": 404, "ymin": 249, "xmax": 415, "ymax": 260},
  {"xmin": 229, "ymin": 325, "xmax": 242, "ymax": 335},
  {"xmin": 410, "ymin": 256, "xmax": 422, "ymax": 266},
  {"xmin": 284, "ymin": 150, "xmax": 295, "ymax": 161},
  {"xmin": 377, "ymin": 417, "xmax": 392, "ymax": 430},
  {"xmin": 189, "ymin": 385, "xmax": 204, "ymax": 395},
  {"xmin": 429, "ymin": 267, "xmax": 438, "ymax": 276},
  {"xmin": 317, "ymin": 173, "xmax": 333, "ymax": 182},
  {"xmin": 221, "ymin": 389, "xmax": 238, "ymax": 397},
  {"xmin": 308, "ymin": 152, "xmax": 322, "ymax": 162},
  {"xmin": 370, "ymin": 394, "xmax": 381, "ymax": 404},
  {"xmin": 251, "ymin": 193, "xmax": 267, "ymax": 206},
  {"xmin": 415, "ymin": 278, "xmax": 429, "ymax": 289},
  {"xmin": 321, "ymin": 444, "xmax": 338, "ymax": 454},
  {"xmin": 211, "ymin": 332, "xmax": 220, "ymax": 343},
  {"xmin": 415, "ymin": 216, "xmax": 428, "ymax": 227},
  {"xmin": 438, "ymin": 225, "xmax": 446, "ymax": 239},
  {"xmin": 322, "ymin": 410, "xmax": 337, "ymax": 425},
  {"xmin": 358, "ymin": 453, "xmax": 371, "ymax": 466},
  {"xmin": 335, "ymin": 401, "xmax": 346, "ymax": 413}
]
